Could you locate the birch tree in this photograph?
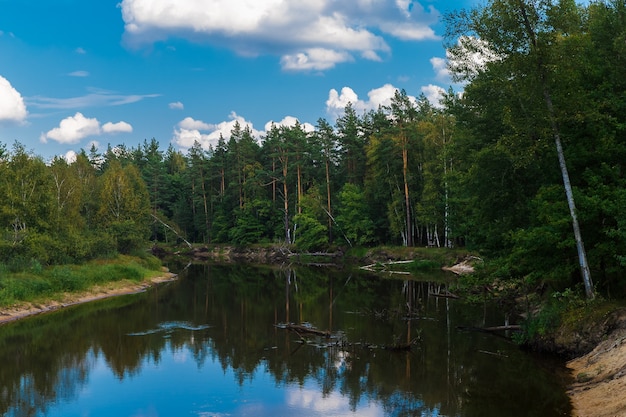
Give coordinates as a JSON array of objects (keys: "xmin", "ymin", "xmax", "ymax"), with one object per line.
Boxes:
[{"xmin": 446, "ymin": 0, "xmax": 594, "ymax": 298}]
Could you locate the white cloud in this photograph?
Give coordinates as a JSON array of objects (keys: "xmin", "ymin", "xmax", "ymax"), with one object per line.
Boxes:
[
  {"xmin": 326, "ymin": 83, "xmax": 402, "ymax": 120},
  {"xmin": 69, "ymin": 70, "xmax": 89, "ymax": 77},
  {"xmin": 29, "ymin": 88, "xmax": 160, "ymax": 109},
  {"xmin": 430, "ymin": 56, "xmax": 450, "ymax": 82},
  {"xmin": 286, "ymin": 388, "xmax": 381, "ymax": 416},
  {"xmin": 64, "ymin": 150, "xmax": 78, "ymax": 163},
  {"xmin": 169, "ymin": 101, "xmax": 184, "ymax": 110},
  {"xmin": 178, "ymin": 116, "xmax": 211, "ymax": 130},
  {"xmin": 172, "ymin": 112, "xmax": 262, "ymax": 151},
  {"xmin": 75, "ymin": 47, "xmax": 87, "ymax": 54},
  {"xmin": 281, "ymin": 48, "xmax": 354, "ymax": 71},
  {"xmin": 447, "ymin": 36, "xmax": 503, "ymax": 82},
  {"xmin": 41, "ymin": 112, "xmax": 133, "ymax": 144},
  {"xmin": 421, "ymin": 84, "xmax": 445, "ymax": 108},
  {"xmin": 102, "ymin": 121, "xmax": 133, "ymax": 133},
  {"xmin": 0, "ymin": 75, "xmax": 28, "ymax": 124},
  {"xmin": 120, "ymin": 0, "xmax": 439, "ymax": 71},
  {"xmin": 264, "ymin": 116, "xmax": 315, "ymax": 133},
  {"xmin": 42, "ymin": 113, "xmax": 101, "ymax": 144},
  {"xmin": 173, "ymin": 112, "xmax": 315, "ymax": 152}
]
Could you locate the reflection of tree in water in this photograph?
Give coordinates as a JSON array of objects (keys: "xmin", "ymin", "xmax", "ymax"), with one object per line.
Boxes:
[{"xmin": 0, "ymin": 264, "xmax": 571, "ymax": 417}]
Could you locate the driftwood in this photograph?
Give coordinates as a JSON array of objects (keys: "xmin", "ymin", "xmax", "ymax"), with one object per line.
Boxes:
[
  {"xmin": 428, "ymin": 290, "xmax": 460, "ymax": 299},
  {"xmin": 457, "ymin": 325, "xmax": 522, "ymax": 334},
  {"xmin": 278, "ymin": 323, "xmax": 331, "ymax": 338},
  {"xmin": 360, "ymin": 260, "xmax": 413, "ymax": 274},
  {"xmin": 276, "ymin": 324, "xmax": 420, "ymax": 351},
  {"xmin": 478, "ymin": 350, "xmax": 509, "ymax": 358}
]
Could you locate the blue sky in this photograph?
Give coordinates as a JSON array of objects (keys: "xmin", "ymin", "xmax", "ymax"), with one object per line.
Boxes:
[{"xmin": 1, "ymin": 0, "xmax": 478, "ymax": 160}]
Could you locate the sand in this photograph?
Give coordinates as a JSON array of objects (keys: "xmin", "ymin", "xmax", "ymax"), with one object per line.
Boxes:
[{"xmin": 567, "ymin": 327, "xmax": 626, "ymax": 417}]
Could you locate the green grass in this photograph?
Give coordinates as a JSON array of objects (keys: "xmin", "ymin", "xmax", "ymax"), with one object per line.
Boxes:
[{"xmin": 0, "ymin": 254, "xmax": 163, "ymax": 308}]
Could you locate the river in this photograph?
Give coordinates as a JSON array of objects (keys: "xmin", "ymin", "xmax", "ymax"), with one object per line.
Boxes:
[{"xmin": 0, "ymin": 263, "xmax": 572, "ymax": 416}]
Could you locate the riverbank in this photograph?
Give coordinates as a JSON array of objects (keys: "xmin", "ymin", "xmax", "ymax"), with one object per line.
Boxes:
[
  {"xmin": 565, "ymin": 308, "xmax": 626, "ymax": 417},
  {"xmin": 0, "ymin": 269, "xmax": 177, "ymax": 326}
]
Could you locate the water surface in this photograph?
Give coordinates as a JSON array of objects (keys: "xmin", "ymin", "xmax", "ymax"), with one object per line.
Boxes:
[{"xmin": 0, "ymin": 263, "xmax": 572, "ymax": 416}]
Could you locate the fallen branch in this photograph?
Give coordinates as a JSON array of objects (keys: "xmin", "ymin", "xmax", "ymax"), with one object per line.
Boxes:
[
  {"xmin": 457, "ymin": 325, "xmax": 522, "ymax": 334},
  {"xmin": 150, "ymin": 214, "xmax": 192, "ymax": 248},
  {"xmin": 428, "ymin": 290, "xmax": 460, "ymax": 299},
  {"xmin": 277, "ymin": 323, "xmax": 331, "ymax": 338},
  {"xmin": 478, "ymin": 350, "xmax": 509, "ymax": 358}
]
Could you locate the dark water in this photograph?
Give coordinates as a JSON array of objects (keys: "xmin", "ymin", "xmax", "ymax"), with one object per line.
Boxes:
[{"xmin": 0, "ymin": 263, "xmax": 572, "ymax": 417}]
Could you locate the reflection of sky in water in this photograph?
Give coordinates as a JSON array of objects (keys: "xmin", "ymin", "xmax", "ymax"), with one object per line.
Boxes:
[{"xmin": 43, "ymin": 344, "xmax": 388, "ymax": 417}]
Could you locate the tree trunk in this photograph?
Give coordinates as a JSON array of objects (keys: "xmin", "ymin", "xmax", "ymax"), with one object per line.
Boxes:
[
  {"xmin": 548, "ymin": 95, "xmax": 594, "ymax": 299},
  {"xmin": 402, "ymin": 145, "xmax": 413, "ymax": 247},
  {"xmin": 517, "ymin": 0, "xmax": 594, "ymax": 299},
  {"xmin": 325, "ymin": 158, "xmax": 333, "ymax": 243},
  {"xmin": 283, "ymin": 156, "xmax": 290, "ymax": 244}
]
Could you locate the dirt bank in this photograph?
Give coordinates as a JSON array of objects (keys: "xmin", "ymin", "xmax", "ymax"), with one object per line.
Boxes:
[
  {"xmin": 567, "ymin": 328, "xmax": 626, "ymax": 417},
  {"xmin": 566, "ymin": 308, "xmax": 626, "ymax": 417},
  {"xmin": 0, "ymin": 270, "xmax": 177, "ymax": 326}
]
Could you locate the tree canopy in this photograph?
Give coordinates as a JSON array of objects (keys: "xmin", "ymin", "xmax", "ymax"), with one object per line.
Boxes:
[{"xmin": 1, "ymin": 0, "xmax": 625, "ymax": 298}]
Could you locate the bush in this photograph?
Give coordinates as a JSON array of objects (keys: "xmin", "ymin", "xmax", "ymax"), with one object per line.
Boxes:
[
  {"xmin": 49, "ymin": 267, "xmax": 85, "ymax": 292},
  {"xmin": 0, "ymin": 255, "xmax": 163, "ymax": 307}
]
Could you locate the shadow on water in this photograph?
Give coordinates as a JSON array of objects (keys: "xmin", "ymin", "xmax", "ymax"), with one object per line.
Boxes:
[{"xmin": 0, "ymin": 263, "xmax": 572, "ymax": 416}]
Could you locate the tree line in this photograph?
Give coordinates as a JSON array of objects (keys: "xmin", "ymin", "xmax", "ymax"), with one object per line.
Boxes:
[{"xmin": 1, "ymin": 0, "xmax": 625, "ymax": 297}]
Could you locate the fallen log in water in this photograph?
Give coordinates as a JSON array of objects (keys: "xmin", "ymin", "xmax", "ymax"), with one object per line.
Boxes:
[
  {"xmin": 276, "ymin": 323, "xmax": 332, "ymax": 338},
  {"xmin": 457, "ymin": 325, "xmax": 522, "ymax": 334},
  {"xmin": 428, "ymin": 291, "xmax": 460, "ymax": 299}
]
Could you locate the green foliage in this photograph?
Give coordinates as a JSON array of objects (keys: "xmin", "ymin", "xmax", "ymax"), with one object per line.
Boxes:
[
  {"xmin": 293, "ymin": 212, "xmax": 328, "ymax": 252},
  {"xmin": 0, "ymin": 255, "xmax": 162, "ymax": 307},
  {"xmin": 228, "ymin": 208, "xmax": 266, "ymax": 246},
  {"xmin": 336, "ymin": 183, "xmax": 375, "ymax": 247},
  {"xmin": 2, "ymin": 1, "xmax": 626, "ymax": 302}
]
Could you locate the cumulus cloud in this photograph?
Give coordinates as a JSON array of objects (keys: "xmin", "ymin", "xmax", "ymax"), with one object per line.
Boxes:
[
  {"xmin": 264, "ymin": 116, "xmax": 315, "ymax": 133},
  {"xmin": 178, "ymin": 116, "xmax": 212, "ymax": 130},
  {"xmin": 102, "ymin": 121, "xmax": 133, "ymax": 133},
  {"xmin": 41, "ymin": 112, "xmax": 133, "ymax": 144},
  {"xmin": 326, "ymin": 83, "xmax": 403, "ymax": 120},
  {"xmin": 172, "ymin": 112, "xmax": 262, "ymax": 151},
  {"xmin": 0, "ymin": 75, "xmax": 28, "ymax": 125},
  {"xmin": 421, "ymin": 84, "xmax": 445, "ymax": 108},
  {"xmin": 173, "ymin": 112, "xmax": 315, "ymax": 152},
  {"xmin": 64, "ymin": 150, "xmax": 78, "ymax": 163},
  {"xmin": 169, "ymin": 101, "xmax": 184, "ymax": 110},
  {"xmin": 430, "ymin": 56, "xmax": 450, "ymax": 83},
  {"xmin": 42, "ymin": 113, "xmax": 100, "ymax": 144},
  {"xmin": 120, "ymin": 0, "xmax": 439, "ymax": 71}
]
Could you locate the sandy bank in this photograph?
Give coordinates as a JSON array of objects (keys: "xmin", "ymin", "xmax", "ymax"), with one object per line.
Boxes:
[
  {"xmin": 0, "ymin": 270, "xmax": 177, "ymax": 326},
  {"xmin": 567, "ymin": 309, "xmax": 626, "ymax": 417}
]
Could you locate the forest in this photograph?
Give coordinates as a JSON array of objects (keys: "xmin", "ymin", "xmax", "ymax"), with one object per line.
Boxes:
[{"xmin": 1, "ymin": 0, "xmax": 625, "ymax": 298}]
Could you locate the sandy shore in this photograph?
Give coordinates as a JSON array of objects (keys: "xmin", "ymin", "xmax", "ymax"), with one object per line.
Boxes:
[
  {"xmin": 0, "ymin": 271, "xmax": 177, "ymax": 326},
  {"xmin": 567, "ymin": 327, "xmax": 626, "ymax": 416}
]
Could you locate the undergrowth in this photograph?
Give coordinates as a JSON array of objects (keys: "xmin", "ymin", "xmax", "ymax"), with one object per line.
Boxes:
[{"xmin": 0, "ymin": 254, "xmax": 163, "ymax": 307}]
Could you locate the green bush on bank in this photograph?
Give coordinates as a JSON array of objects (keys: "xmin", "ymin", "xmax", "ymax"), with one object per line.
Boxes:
[{"xmin": 0, "ymin": 254, "xmax": 163, "ymax": 308}]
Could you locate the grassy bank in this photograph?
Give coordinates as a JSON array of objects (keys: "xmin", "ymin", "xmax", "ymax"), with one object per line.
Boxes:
[{"xmin": 0, "ymin": 254, "xmax": 164, "ymax": 308}]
